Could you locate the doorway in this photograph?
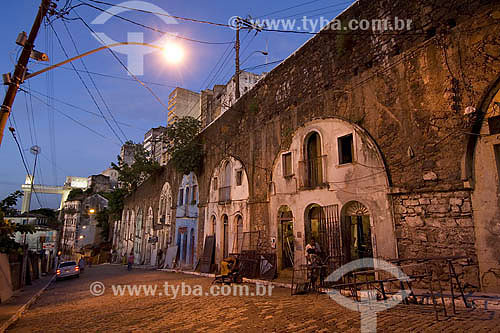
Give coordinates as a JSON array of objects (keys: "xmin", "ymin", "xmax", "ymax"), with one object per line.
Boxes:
[
  {"xmin": 279, "ymin": 207, "xmax": 294, "ymax": 270},
  {"xmin": 342, "ymin": 201, "xmax": 373, "ymax": 261}
]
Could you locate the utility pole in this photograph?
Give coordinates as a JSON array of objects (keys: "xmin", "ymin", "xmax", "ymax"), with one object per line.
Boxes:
[
  {"xmin": 234, "ymin": 17, "xmax": 241, "ymax": 100},
  {"xmin": 0, "ymin": 0, "xmax": 51, "ymax": 148}
]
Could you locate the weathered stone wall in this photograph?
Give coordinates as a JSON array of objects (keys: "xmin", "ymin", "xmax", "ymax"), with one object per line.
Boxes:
[{"xmin": 393, "ymin": 190, "xmax": 478, "ymax": 286}]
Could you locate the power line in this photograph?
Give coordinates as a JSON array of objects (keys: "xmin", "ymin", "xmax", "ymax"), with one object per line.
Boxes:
[
  {"xmin": 48, "ymin": 20, "xmax": 124, "ymax": 144},
  {"xmin": 27, "ymin": 87, "xmax": 146, "ymax": 131},
  {"xmin": 21, "ymin": 87, "xmax": 117, "ymax": 143},
  {"xmin": 255, "ymin": 0, "xmax": 326, "ymax": 19},
  {"xmin": 7, "ymin": 124, "xmax": 43, "ymax": 209},
  {"xmin": 78, "ymin": 1, "xmax": 234, "ymax": 45},
  {"xmin": 62, "ymin": 19, "xmax": 128, "ymax": 142},
  {"xmin": 31, "ymin": 63, "xmax": 178, "ymax": 87},
  {"xmin": 74, "ymin": 11, "xmax": 171, "ymax": 114},
  {"xmin": 84, "ymin": 0, "xmax": 232, "ymax": 28}
]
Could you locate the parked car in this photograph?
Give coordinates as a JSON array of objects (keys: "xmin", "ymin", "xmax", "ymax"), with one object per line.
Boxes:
[{"xmin": 56, "ymin": 261, "xmax": 80, "ymax": 280}]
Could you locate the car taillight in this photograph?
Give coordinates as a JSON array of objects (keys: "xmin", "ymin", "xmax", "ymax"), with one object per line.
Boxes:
[
  {"xmin": 56, "ymin": 269, "xmax": 61, "ymax": 275},
  {"xmin": 75, "ymin": 266, "xmax": 79, "ymax": 271}
]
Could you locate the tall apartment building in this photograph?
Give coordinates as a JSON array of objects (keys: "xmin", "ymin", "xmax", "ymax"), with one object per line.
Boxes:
[
  {"xmin": 168, "ymin": 88, "xmax": 201, "ymax": 125},
  {"xmin": 143, "ymin": 126, "xmax": 168, "ymax": 166},
  {"xmin": 201, "ymin": 71, "xmax": 263, "ymax": 128}
]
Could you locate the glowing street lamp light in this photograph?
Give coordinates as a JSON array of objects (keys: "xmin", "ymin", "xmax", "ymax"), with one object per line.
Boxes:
[
  {"xmin": 89, "ymin": 209, "xmax": 95, "ymax": 214},
  {"xmin": 162, "ymin": 42, "xmax": 184, "ymax": 64}
]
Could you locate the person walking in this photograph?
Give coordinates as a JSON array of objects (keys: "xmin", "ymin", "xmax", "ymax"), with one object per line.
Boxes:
[{"xmin": 127, "ymin": 252, "xmax": 134, "ymax": 271}]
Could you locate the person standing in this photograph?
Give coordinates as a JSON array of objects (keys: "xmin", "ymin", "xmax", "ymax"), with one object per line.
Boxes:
[
  {"xmin": 127, "ymin": 252, "xmax": 134, "ymax": 271},
  {"xmin": 78, "ymin": 256, "xmax": 85, "ymax": 272}
]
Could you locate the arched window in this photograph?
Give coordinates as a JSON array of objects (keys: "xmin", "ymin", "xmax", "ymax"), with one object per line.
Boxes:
[
  {"xmin": 304, "ymin": 132, "xmax": 323, "ymax": 187},
  {"xmin": 159, "ymin": 183, "xmax": 172, "ymax": 225},
  {"xmin": 223, "ymin": 162, "xmax": 232, "ymax": 187},
  {"xmin": 233, "ymin": 215, "xmax": 243, "ymax": 253}
]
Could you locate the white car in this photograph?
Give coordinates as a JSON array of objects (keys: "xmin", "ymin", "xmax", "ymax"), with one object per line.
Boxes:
[{"xmin": 56, "ymin": 261, "xmax": 80, "ymax": 280}]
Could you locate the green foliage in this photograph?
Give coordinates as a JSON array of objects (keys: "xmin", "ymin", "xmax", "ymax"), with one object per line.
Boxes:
[
  {"xmin": 105, "ymin": 188, "xmax": 128, "ymax": 221},
  {"xmin": 165, "ymin": 117, "xmax": 204, "ymax": 175},
  {"xmin": 96, "ymin": 208, "xmax": 110, "ymax": 241},
  {"xmin": 0, "ymin": 190, "xmax": 23, "ymax": 217},
  {"xmin": 111, "ymin": 142, "xmax": 160, "ymax": 191},
  {"xmin": 0, "ymin": 218, "xmax": 35, "ymax": 254}
]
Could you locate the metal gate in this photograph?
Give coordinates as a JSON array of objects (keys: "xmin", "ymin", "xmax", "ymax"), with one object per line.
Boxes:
[{"xmin": 318, "ymin": 204, "xmax": 344, "ymax": 273}]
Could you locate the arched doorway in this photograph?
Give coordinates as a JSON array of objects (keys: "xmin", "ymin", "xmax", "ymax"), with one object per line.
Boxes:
[
  {"xmin": 134, "ymin": 209, "xmax": 143, "ymax": 264},
  {"xmin": 305, "ymin": 132, "xmax": 323, "ymax": 187},
  {"xmin": 305, "ymin": 204, "xmax": 322, "ymax": 246},
  {"xmin": 222, "ymin": 214, "xmax": 229, "ymax": 258},
  {"xmin": 342, "ymin": 201, "xmax": 373, "ymax": 261},
  {"xmin": 189, "ymin": 228, "xmax": 195, "ymax": 265},
  {"xmin": 233, "ymin": 215, "xmax": 243, "ymax": 253},
  {"xmin": 278, "ymin": 206, "xmax": 294, "ymax": 270}
]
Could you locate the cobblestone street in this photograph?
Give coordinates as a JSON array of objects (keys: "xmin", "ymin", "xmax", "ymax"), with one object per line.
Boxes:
[{"xmin": 6, "ymin": 265, "xmax": 500, "ymax": 332}]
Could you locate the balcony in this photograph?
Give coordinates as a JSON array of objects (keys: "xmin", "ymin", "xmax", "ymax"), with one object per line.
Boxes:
[
  {"xmin": 218, "ymin": 186, "xmax": 231, "ymax": 204},
  {"xmin": 299, "ymin": 155, "xmax": 327, "ymax": 189}
]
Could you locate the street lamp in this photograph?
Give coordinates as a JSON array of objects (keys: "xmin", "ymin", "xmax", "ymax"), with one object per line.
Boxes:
[
  {"xmin": 88, "ymin": 209, "xmax": 95, "ymax": 214},
  {"xmin": 0, "ymin": 41, "xmax": 185, "ymax": 147},
  {"xmin": 241, "ymin": 50, "xmax": 268, "ymax": 66}
]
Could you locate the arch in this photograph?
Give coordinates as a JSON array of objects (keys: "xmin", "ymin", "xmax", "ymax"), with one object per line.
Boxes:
[
  {"xmin": 223, "ymin": 161, "xmax": 232, "ymax": 187},
  {"xmin": 304, "ymin": 131, "xmax": 323, "ymax": 159},
  {"xmin": 270, "ymin": 117, "xmax": 392, "ymax": 186},
  {"xmin": 158, "ymin": 182, "xmax": 173, "ymax": 225},
  {"xmin": 304, "ymin": 204, "xmax": 322, "ymax": 246},
  {"xmin": 222, "ymin": 214, "xmax": 229, "ymax": 258},
  {"xmin": 210, "ymin": 215, "xmax": 217, "ymax": 236},
  {"xmin": 341, "ymin": 201, "xmax": 373, "ymax": 262},
  {"xmin": 233, "ymin": 214, "xmax": 244, "ymax": 253},
  {"xmin": 134, "ymin": 208, "xmax": 143, "ymax": 263},
  {"xmin": 463, "ymin": 76, "xmax": 500, "ymax": 183}
]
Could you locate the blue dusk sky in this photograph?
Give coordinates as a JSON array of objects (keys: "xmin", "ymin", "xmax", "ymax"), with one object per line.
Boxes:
[{"xmin": 0, "ymin": 0, "xmax": 354, "ymax": 209}]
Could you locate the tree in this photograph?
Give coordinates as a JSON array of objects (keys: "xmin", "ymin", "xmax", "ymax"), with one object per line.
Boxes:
[
  {"xmin": 164, "ymin": 116, "xmax": 204, "ymax": 175},
  {"xmin": 111, "ymin": 141, "xmax": 160, "ymax": 191},
  {"xmin": 96, "ymin": 208, "xmax": 110, "ymax": 241},
  {"xmin": 0, "ymin": 190, "xmax": 23, "ymax": 217},
  {"xmin": 0, "ymin": 191, "xmax": 35, "ymax": 254}
]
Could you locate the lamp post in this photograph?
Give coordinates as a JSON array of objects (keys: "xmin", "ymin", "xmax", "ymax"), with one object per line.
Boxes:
[{"xmin": 1, "ymin": 41, "xmax": 182, "ymax": 148}]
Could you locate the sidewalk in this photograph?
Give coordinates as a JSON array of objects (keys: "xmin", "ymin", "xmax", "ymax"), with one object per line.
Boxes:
[{"xmin": 0, "ymin": 274, "xmax": 54, "ymax": 332}]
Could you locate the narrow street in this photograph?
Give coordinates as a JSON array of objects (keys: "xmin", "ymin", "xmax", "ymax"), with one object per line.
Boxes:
[{"xmin": 6, "ymin": 265, "xmax": 500, "ymax": 332}]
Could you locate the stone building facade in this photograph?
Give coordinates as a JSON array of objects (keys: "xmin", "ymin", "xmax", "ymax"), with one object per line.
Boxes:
[{"xmin": 114, "ymin": 0, "xmax": 500, "ymax": 291}]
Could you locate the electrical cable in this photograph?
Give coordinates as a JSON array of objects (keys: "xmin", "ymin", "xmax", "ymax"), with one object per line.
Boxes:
[
  {"xmin": 31, "ymin": 63, "xmax": 178, "ymax": 87},
  {"xmin": 78, "ymin": 1, "xmax": 234, "ymax": 45},
  {"xmin": 7, "ymin": 122, "xmax": 44, "ymax": 209},
  {"xmin": 74, "ymin": 11, "xmax": 172, "ymax": 115},
  {"xmin": 62, "ymin": 19, "xmax": 128, "ymax": 142},
  {"xmin": 27, "ymin": 87, "xmax": 146, "ymax": 131},
  {"xmin": 48, "ymin": 20, "xmax": 124, "ymax": 144},
  {"xmin": 21, "ymin": 87, "xmax": 117, "ymax": 143}
]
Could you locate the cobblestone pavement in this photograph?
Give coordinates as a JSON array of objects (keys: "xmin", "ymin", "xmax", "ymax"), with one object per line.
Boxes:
[{"xmin": 7, "ymin": 265, "xmax": 500, "ymax": 332}]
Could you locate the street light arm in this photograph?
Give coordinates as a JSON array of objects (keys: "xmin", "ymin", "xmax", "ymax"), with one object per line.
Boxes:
[{"xmin": 25, "ymin": 42, "xmax": 165, "ymax": 80}]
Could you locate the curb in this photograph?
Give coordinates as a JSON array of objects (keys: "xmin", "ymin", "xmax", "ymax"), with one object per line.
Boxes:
[{"xmin": 0, "ymin": 275, "xmax": 55, "ymax": 333}]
